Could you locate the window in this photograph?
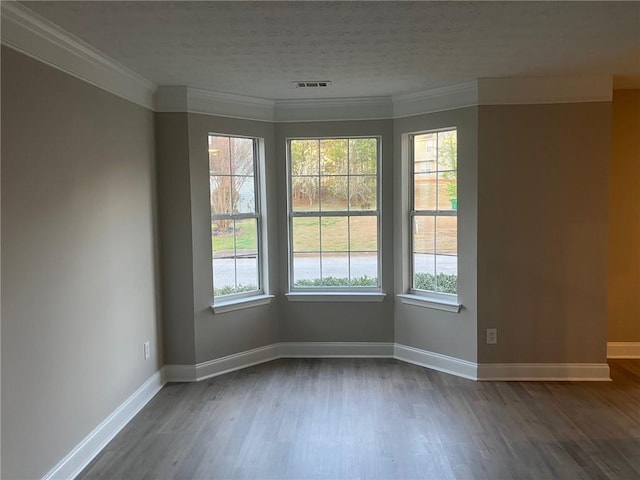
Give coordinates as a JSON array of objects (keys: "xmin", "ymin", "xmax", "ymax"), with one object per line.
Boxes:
[
  {"xmin": 287, "ymin": 137, "xmax": 381, "ymax": 291},
  {"xmin": 410, "ymin": 129, "xmax": 458, "ymax": 296},
  {"xmin": 209, "ymin": 134, "xmax": 264, "ymax": 301}
]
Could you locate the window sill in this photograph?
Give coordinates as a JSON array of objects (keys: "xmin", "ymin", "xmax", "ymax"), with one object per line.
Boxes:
[
  {"xmin": 397, "ymin": 294, "xmax": 461, "ymax": 313},
  {"xmin": 211, "ymin": 294, "xmax": 275, "ymax": 314},
  {"xmin": 285, "ymin": 292, "xmax": 386, "ymax": 303}
]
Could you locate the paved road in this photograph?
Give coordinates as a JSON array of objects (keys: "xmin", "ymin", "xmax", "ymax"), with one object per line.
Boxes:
[{"xmin": 213, "ymin": 253, "xmax": 456, "ymax": 290}]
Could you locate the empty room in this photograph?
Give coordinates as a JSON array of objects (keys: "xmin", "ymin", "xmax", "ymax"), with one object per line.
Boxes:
[{"xmin": 1, "ymin": 1, "xmax": 639, "ymax": 479}]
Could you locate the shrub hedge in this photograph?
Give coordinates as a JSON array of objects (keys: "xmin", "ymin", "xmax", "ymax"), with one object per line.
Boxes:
[{"xmin": 214, "ymin": 273, "xmax": 457, "ymax": 296}]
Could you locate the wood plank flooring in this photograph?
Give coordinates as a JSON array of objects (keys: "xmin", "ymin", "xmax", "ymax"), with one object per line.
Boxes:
[{"xmin": 78, "ymin": 359, "xmax": 640, "ymax": 479}]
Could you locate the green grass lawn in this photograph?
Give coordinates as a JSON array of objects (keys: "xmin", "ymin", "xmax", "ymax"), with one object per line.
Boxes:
[
  {"xmin": 291, "ymin": 216, "xmax": 377, "ymax": 252},
  {"xmin": 213, "ymin": 214, "xmax": 378, "ymax": 254},
  {"xmin": 212, "ymin": 218, "xmax": 257, "ymax": 253}
]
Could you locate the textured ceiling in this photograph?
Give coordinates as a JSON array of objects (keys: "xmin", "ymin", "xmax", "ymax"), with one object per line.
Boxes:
[{"xmin": 22, "ymin": 1, "xmax": 640, "ymax": 99}]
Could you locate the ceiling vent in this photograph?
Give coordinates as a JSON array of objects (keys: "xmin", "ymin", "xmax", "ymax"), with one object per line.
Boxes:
[{"xmin": 294, "ymin": 81, "xmax": 332, "ymax": 88}]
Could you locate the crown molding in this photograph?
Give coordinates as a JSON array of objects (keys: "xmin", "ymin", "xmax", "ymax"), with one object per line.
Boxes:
[
  {"xmin": 188, "ymin": 87, "xmax": 275, "ymax": 122},
  {"xmin": 274, "ymin": 96, "xmax": 393, "ymax": 123},
  {"xmin": 392, "ymin": 81, "xmax": 479, "ymax": 118},
  {"xmin": 155, "ymin": 86, "xmax": 275, "ymax": 121},
  {"xmin": 1, "ymin": 1, "xmax": 157, "ymax": 110},
  {"xmin": 477, "ymin": 76, "xmax": 613, "ymax": 105},
  {"xmin": 155, "ymin": 88, "xmax": 394, "ymax": 123}
]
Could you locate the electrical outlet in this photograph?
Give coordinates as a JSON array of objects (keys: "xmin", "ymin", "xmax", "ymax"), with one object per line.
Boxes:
[
  {"xmin": 143, "ymin": 341, "xmax": 150, "ymax": 360},
  {"xmin": 486, "ymin": 328, "xmax": 497, "ymax": 345}
]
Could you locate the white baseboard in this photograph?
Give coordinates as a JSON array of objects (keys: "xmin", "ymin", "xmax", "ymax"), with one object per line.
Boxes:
[
  {"xmin": 394, "ymin": 344, "xmax": 478, "ymax": 380},
  {"xmin": 42, "ymin": 370, "xmax": 165, "ymax": 480},
  {"xmin": 607, "ymin": 342, "xmax": 640, "ymax": 359},
  {"xmin": 195, "ymin": 344, "xmax": 280, "ymax": 381},
  {"xmin": 477, "ymin": 363, "xmax": 611, "ymax": 381},
  {"xmin": 167, "ymin": 343, "xmax": 614, "ymax": 383},
  {"xmin": 278, "ymin": 341, "xmax": 394, "ymax": 358}
]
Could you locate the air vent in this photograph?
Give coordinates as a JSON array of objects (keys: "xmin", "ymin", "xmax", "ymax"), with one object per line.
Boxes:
[{"xmin": 294, "ymin": 81, "xmax": 332, "ymax": 88}]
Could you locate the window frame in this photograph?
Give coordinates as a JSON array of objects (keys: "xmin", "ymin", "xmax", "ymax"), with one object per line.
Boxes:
[
  {"xmin": 209, "ymin": 133, "xmax": 270, "ymax": 309},
  {"xmin": 407, "ymin": 127, "xmax": 460, "ymax": 304},
  {"xmin": 286, "ymin": 136, "xmax": 383, "ymax": 294}
]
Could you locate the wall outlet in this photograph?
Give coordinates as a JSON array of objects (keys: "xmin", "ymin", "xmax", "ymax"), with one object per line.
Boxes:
[
  {"xmin": 143, "ymin": 341, "xmax": 150, "ymax": 360},
  {"xmin": 486, "ymin": 328, "xmax": 497, "ymax": 345}
]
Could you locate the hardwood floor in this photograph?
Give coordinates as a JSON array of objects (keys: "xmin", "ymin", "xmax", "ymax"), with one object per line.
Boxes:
[{"xmin": 79, "ymin": 359, "xmax": 640, "ymax": 479}]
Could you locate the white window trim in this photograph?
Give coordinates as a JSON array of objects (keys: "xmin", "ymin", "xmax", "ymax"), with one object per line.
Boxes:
[
  {"xmin": 286, "ymin": 136, "xmax": 383, "ymax": 294},
  {"xmin": 210, "ymin": 135, "xmax": 271, "ymax": 308},
  {"xmin": 397, "ymin": 293, "xmax": 461, "ymax": 313},
  {"xmin": 211, "ymin": 294, "xmax": 275, "ymax": 314},
  {"xmin": 397, "ymin": 129, "xmax": 462, "ymax": 312}
]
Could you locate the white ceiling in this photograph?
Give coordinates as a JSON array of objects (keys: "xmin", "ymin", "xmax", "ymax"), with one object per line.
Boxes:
[{"xmin": 21, "ymin": 1, "xmax": 640, "ymax": 100}]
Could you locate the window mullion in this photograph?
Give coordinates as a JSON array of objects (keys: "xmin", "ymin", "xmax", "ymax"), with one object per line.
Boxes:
[
  {"xmin": 290, "ymin": 210, "xmax": 375, "ymax": 218},
  {"xmin": 212, "ymin": 213, "xmax": 259, "ymax": 220}
]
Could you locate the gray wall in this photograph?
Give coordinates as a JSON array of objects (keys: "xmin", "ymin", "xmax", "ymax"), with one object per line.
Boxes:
[
  {"xmin": 477, "ymin": 102, "xmax": 611, "ymax": 363},
  {"xmin": 393, "ymin": 108, "xmax": 479, "ymax": 362},
  {"xmin": 1, "ymin": 47, "xmax": 161, "ymax": 479},
  {"xmin": 274, "ymin": 120, "xmax": 395, "ymax": 343},
  {"xmin": 156, "ymin": 113, "xmax": 196, "ymax": 364}
]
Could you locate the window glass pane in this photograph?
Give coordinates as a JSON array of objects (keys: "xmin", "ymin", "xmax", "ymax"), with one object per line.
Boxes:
[
  {"xmin": 236, "ymin": 254, "xmax": 259, "ymax": 292},
  {"xmin": 320, "ymin": 139, "xmax": 348, "ymax": 175},
  {"xmin": 413, "ymin": 133, "xmax": 437, "ymax": 173},
  {"xmin": 291, "ymin": 139, "xmax": 319, "ymax": 176},
  {"xmin": 211, "ymin": 218, "xmax": 236, "ymax": 255},
  {"xmin": 230, "ymin": 137, "xmax": 255, "ymax": 176},
  {"xmin": 291, "ymin": 176, "xmax": 319, "ymax": 211},
  {"xmin": 232, "ymin": 176, "xmax": 255, "ymax": 213},
  {"xmin": 321, "ymin": 217, "xmax": 348, "ymax": 252},
  {"xmin": 293, "ymin": 253, "xmax": 320, "ymax": 286},
  {"xmin": 292, "ymin": 217, "xmax": 320, "ymax": 252},
  {"xmin": 213, "ymin": 257, "xmax": 236, "ymax": 296},
  {"xmin": 320, "ymin": 176, "xmax": 348, "ymax": 211},
  {"xmin": 438, "ymin": 172, "xmax": 457, "ymax": 211},
  {"xmin": 209, "ymin": 136, "xmax": 230, "ymax": 175},
  {"xmin": 412, "ymin": 216, "xmax": 435, "ymax": 254},
  {"xmin": 435, "ymin": 216, "xmax": 457, "ymax": 256},
  {"xmin": 349, "ymin": 176, "xmax": 377, "ymax": 211},
  {"xmin": 234, "ymin": 218, "xmax": 258, "ymax": 252},
  {"xmin": 322, "ymin": 253, "xmax": 349, "ymax": 285},
  {"xmin": 349, "ymin": 216, "xmax": 377, "ymax": 251},
  {"xmin": 413, "ymin": 253, "xmax": 436, "ymax": 291},
  {"xmin": 350, "ymin": 252, "xmax": 378, "ymax": 286},
  {"xmin": 349, "ymin": 138, "xmax": 377, "ymax": 175},
  {"xmin": 414, "ymin": 173, "xmax": 437, "ymax": 211},
  {"xmin": 437, "ymin": 130, "xmax": 457, "ymax": 171},
  {"xmin": 210, "ymin": 176, "xmax": 232, "ymax": 214},
  {"xmin": 435, "ymin": 255, "xmax": 457, "ymax": 294}
]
